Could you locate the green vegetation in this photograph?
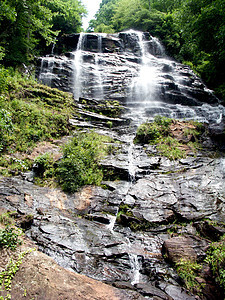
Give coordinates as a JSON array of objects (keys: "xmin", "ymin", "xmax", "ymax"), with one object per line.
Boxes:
[
  {"xmin": 32, "ymin": 131, "xmax": 113, "ymax": 192},
  {"xmin": 156, "ymin": 136, "xmax": 186, "ymax": 160},
  {"xmin": 0, "ymin": 226, "xmax": 22, "ymax": 251},
  {"xmin": 134, "ymin": 116, "xmax": 202, "ymax": 160},
  {"xmin": 0, "ymin": 0, "xmax": 86, "ymax": 65},
  {"xmin": 56, "ymin": 132, "xmax": 112, "ymax": 193},
  {"xmin": 206, "ymin": 237, "xmax": 225, "ymax": 290},
  {"xmin": 174, "ymin": 237, "xmax": 225, "ymax": 295},
  {"xmin": 0, "ymin": 67, "xmax": 74, "ymax": 154},
  {"xmin": 89, "ymin": 0, "xmax": 225, "ymax": 102},
  {"xmin": 134, "ymin": 115, "xmax": 172, "ymax": 144},
  {"xmin": 0, "ymin": 249, "xmax": 34, "ymax": 300},
  {"xmin": 0, "ymin": 212, "xmax": 16, "ymax": 226},
  {"xmin": 176, "ymin": 258, "xmax": 203, "ymax": 294}
]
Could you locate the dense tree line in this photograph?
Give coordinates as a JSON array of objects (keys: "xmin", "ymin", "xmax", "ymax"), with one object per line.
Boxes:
[
  {"xmin": 88, "ymin": 0, "xmax": 225, "ymax": 100},
  {"xmin": 0, "ymin": 0, "xmax": 86, "ymax": 66}
]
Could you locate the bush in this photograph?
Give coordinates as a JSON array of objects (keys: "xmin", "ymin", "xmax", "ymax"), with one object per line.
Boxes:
[
  {"xmin": 176, "ymin": 258, "xmax": 202, "ymax": 293},
  {"xmin": 0, "ymin": 109, "xmax": 14, "ymax": 152},
  {"xmin": 0, "ymin": 226, "xmax": 22, "ymax": 251},
  {"xmin": 0, "ymin": 67, "xmax": 9, "ymax": 94},
  {"xmin": 134, "ymin": 115, "xmax": 172, "ymax": 144},
  {"xmin": 206, "ymin": 237, "xmax": 225, "ymax": 290},
  {"xmin": 56, "ymin": 131, "xmax": 110, "ymax": 193}
]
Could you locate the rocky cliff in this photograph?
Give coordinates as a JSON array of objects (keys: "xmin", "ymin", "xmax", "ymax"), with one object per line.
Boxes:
[{"xmin": 0, "ymin": 31, "xmax": 225, "ymax": 299}]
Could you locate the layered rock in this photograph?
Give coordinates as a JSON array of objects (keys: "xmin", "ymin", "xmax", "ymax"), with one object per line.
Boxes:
[{"xmin": 36, "ymin": 31, "xmax": 225, "ymax": 125}]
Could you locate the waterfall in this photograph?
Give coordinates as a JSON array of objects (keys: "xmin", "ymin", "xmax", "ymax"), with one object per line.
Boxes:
[
  {"xmin": 127, "ymin": 31, "xmax": 159, "ymax": 124},
  {"xmin": 37, "ymin": 30, "xmax": 225, "ymax": 125},
  {"xmin": 94, "ymin": 34, "xmax": 104, "ymax": 100},
  {"xmin": 38, "ymin": 56, "xmax": 55, "ymax": 87},
  {"xmin": 73, "ymin": 33, "xmax": 85, "ymax": 100},
  {"xmin": 34, "ymin": 30, "xmax": 225, "ymax": 292}
]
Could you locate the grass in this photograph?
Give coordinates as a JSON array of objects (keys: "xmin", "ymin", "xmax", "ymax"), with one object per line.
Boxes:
[
  {"xmin": 135, "ymin": 115, "xmax": 204, "ymax": 160},
  {"xmin": 0, "ymin": 66, "xmax": 75, "ymax": 154}
]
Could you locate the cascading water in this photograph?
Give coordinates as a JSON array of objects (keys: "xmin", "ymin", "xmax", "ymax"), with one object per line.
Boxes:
[
  {"xmin": 37, "ymin": 30, "xmax": 225, "ymax": 126},
  {"xmin": 93, "ymin": 34, "xmax": 104, "ymax": 100},
  {"xmin": 33, "ymin": 30, "xmax": 225, "ymax": 295},
  {"xmin": 38, "ymin": 56, "xmax": 55, "ymax": 87},
  {"xmin": 73, "ymin": 32, "xmax": 85, "ymax": 100}
]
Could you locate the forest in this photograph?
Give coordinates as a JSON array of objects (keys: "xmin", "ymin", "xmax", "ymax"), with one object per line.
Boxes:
[{"xmin": 0, "ymin": 0, "xmax": 224, "ymax": 100}]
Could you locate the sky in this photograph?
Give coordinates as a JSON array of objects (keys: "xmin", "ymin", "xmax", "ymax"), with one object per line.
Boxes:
[{"xmin": 82, "ymin": 0, "xmax": 102, "ymax": 30}]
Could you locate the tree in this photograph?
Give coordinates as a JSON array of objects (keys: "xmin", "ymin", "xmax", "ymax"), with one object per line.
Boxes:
[
  {"xmin": 44, "ymin": 0, "xmax": 86, "ymax": 35},
  {"xmin": 0, "ymin": 0, "xmax": 86, "ymax": 66}
]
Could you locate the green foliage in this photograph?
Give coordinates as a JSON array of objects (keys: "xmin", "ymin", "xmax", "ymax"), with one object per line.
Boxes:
[
  {"xmin": 0, "ymin": 69, "xmax": 74, "ymax": 152},
  {"xmin": 0, "ymin": 248, "xmax": 34, "ymax": 299},
  {"xmin": 56, "ymin": 132, "xmax": 110, "ymax": 193},
  {"xmin": 205, "ymin": 237, "xmax": 225, "ymax": 290},
  {"xmin": 0, "ymin": 212, "xmax": 16, "ymax": 226},
  {"xmin": 0, "ymin": 0, "xmax": 86, "ymax": 65},
  {"xmin": 44, "ymin": 0, "xmax": 86, "ymax": 35},
  {"xmin": 134, "ymin": 115, "xmax": 172, "ymax": 144},
  {"xmin": 34, "ymin": 153, "xmax": 55, "ymax": 178},
  {"xmin": 0, "ymin": 226, "xmax": 22, "ymax": 251},
  {"xmin": 157, "ymin": 136, "xmax": 186, "ymax": 160},
  {"xmin": 176, "ymin": 258, "xmax": 203, "ymax": 293},
  {"xmin": 0, "ymin": 109, "xmax": 14, "ymax": 152},
  {"xmin": 135, "ymin": 116, "xmax": 204, "ymax": 160}
]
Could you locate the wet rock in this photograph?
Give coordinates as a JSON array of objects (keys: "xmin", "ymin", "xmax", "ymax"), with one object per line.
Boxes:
[
  {"xmin": 1, "ymin": 237, "xmax": 144, "ymax": 300},
  {"xmin": 135, "ymin": 282, "xmax": 172, "ymax": 299},
  {"xmin": 161, "ymin": 235, "xmax": 209, "ymax": 264},
  {"xmin": 194, "ymin": 221, "xmax": 225, "ymax": 241},
  {"xmin": 164, "ymin": 284, "xmax": 196, "ymax": 300},
  {"xmin": 208, "ymin": 119, "xmax": 225, "ymax": 150}
]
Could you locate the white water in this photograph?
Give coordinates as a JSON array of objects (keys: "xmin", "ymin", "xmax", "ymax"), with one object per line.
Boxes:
[
  {"xmin": 94, "ymin": 34, "xmax": 104, "ymax": 100},
  {"xmin": 38, "ymin": 56, "xmax": 55, "ymax": 86},
  {"xmin": 129, "ymin": 253, "xmax": 141, "ymax": 285},
  {"xmin": 73, "ymin": 33, "xmax": 85, "ymax": 100}
]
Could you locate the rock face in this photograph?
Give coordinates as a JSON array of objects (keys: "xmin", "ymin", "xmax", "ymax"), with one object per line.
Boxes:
[
  {"xmin": 36, "ymin": 31, "xmax": 225, "ymax": 124},
  {"xmin": 1, "ymin": 30, "xmax": 225, "ymax": 299},
  {"xmin": 0, "ymin": 234, "xmax": 143, "ymax": 300}
]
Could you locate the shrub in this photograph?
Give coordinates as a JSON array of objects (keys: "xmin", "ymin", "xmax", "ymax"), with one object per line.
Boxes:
[
  {"xmin": 56, "ymin": 131, "xmax": 111, "ymax": 193},
  {"xmin": 34, "ymin": 153, "xmax": 54, "ymax": 177},
  {"xmin": 205, "ymin": 237, "xmax": 225, "ymax": 290},
  {"xmin": 0, "ymin": 226, "xmax": 22, "ymax": 251},
  {"xmin": 0, "ymin": 109, "xmax": 14, "ymax": 152},
  {"xmin": 134, "ymin": 115, "xmax": 172, "ymax": 144},
  {"xmin": 176, "ymin": 258, "xmax": 202, "ymax": 293},
  {"xmin": 0, "ymin": 67, "xmax": 9, "ymax": 94}
]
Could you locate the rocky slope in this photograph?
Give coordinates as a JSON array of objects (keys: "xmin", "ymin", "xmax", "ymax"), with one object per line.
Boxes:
[
  {"xmin": 0, "ymin": 96, "xmax": 224, "ymax": 299},
  {"xmin": 0, "ymin": 31, "xmax": 225, "ymax": 300}
]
